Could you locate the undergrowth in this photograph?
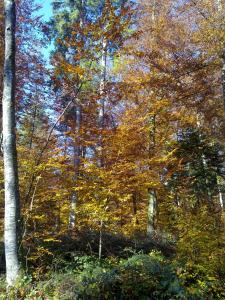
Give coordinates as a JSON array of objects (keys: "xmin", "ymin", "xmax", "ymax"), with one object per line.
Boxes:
[{"xmin": 0, "ymin": 250, "xmax": 224, "ymax": 300}]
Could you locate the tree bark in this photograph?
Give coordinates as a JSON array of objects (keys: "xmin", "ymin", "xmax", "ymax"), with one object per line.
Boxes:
[
  {"xmin": 2, "ymin": 0, "xmax": 20, "ymax": 286},
  {"xmin": 222, "ymin": 56, "xmax": 225, "ymax": 107},
  {"xmin": 147, "ymin": 114, "xmax": 157, "ymax": 237},
  {"xmin": 214, "ymin": 0, "xmax": 225, "ymax": 106},
  {"xmin": 98, "ymin": 39, "xmax": 107, "ymax": 167},
  {"xmin": 68, "ymin": 1, "xmax": 84, "ymax": 229},
  {"xmin": 69, "ymin": 105, "xmax": 81, "ymax": 228},
  {"xmin": 146, "ymin": 0, "xmax": 157, "ymax": 238},
  {"xmin": 147, "ymin": 189, "xmax": 157, "ymax": 237},
  {"xmin": 98, "ymin": 219, "xmax": 103, "ymax": 259},
  {"xmin": 96, "ymin": 40, "xmax": 107, "ymax": 256},
  {"xmin": 219, "ymin": 190, "xmax": 224, "ymax": 209}
]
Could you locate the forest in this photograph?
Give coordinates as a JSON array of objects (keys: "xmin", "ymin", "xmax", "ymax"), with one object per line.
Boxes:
[{"xmin": 0, "ymin": 0, "xmax": 225, "ymax": 299}]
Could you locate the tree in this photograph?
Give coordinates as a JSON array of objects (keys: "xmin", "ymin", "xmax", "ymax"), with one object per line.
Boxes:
[
  {"xmin": 0, "ymin": 2, "xmax": 4, "ymax": 107},
  {"xmin": 50, "ymin": 0, "xmax": 135, "ymax": 231},
  {"xmin": 2, "ymin": 0, "xmax": 20, "ymax": 286}
]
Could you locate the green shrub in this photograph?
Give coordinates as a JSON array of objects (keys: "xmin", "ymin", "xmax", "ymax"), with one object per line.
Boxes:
[
  {"xmin": 177, "ymin": 262, "xmax": 225, "ymax": 300},
  {"xmin": 58, "ymin": 252, "xmax": 186, "ymax": 300},
  {"xmin": 0, "ymin": 252, "xmax": 224, "ymax": 299}
]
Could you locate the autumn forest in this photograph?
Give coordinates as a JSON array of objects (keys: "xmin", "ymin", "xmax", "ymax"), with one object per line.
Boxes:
[{"xmin": 0, "ymin": 0, "xmax": 225, "ymax": 299}]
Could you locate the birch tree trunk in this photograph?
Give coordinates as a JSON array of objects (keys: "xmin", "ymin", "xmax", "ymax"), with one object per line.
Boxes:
[{"xmin": 2, "ymin": 0, "xmax": 20, "ymax": 286}]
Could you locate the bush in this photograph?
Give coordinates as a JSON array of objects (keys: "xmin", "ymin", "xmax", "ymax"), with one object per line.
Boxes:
[
  {"xmin": 0, "ymin": 252, "xmax": 224, "ymax": 299},
  {"xmin": 23, "ymin": 252, "xmax": 186, "ymax": 300}
]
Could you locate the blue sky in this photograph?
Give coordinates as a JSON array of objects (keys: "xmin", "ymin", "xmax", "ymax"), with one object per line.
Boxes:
[
  {"xmin": 36, "ymin": 0, "xmax": 53, "ymax": 21},
  {"xmin": 35, "ymin": 1, "xmax": 54, "ymax": 61}
]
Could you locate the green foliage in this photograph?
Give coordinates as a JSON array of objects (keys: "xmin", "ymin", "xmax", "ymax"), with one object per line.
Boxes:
[
  {"xmin": 177, "ymin": 263, "xmax": 225, "ymax": 300},
  {"xmin": 1, "ymin": 252, "xmax": 224, "ymax": 299},
  {"xmin": 176, "ymin": 206, "xmax": 225, "ymax": 272},
  {"xmin": 167, "ymin": 129, "xmax": 224, "ymax": 204}
]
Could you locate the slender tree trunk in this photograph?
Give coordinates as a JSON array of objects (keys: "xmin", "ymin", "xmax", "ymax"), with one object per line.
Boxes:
[
  {"xmin": 69, "ymin": 192, "xmax": 77, "ymax": 228},
  {"xmin": 98, "ymin": 219, "xmax": 103, "ymax": 259},
  {"xmin": 219, "ymin": 190, "xmax": 224, "ymax": 209},
  {"xmin": 68, "ymin": 1, "xmax": 84, "ymax": 229},
  {"xmin": 147, "ymin": 114, "xmax": 157, "ymax": 237},
  {"xmin": 69, "ymin": 105, "xmax": 81, "ymax": 228},
  {"xmin": 151, "ymin": 0, "xmax": 156, "ymax": 22},
  {"xmin": 147, "ymin": 189, "xmax": 157, "ymax": 237},
  {"xmin": 98, "ymin": 39, "xmax": 107, "ymax": 167},
  {"xmin": 215, "ymin": 0, "xmax": 225, "ymax": 106},
  {"xmin": 2, "ymin": 0, "xmax": 20, "ymax": 286},
  {"xmin": 146, "ymin": 0, "xmax": 158, "ymax": 237},
  {"xmin": 96, "ymin": 40, "xmax": 107, "ymax": 256},
  {"xmin": 28, "ymin": 102, "xmax": 37, "ymax": 149},
  {"xmin": 202, "ymin": 154, "xmax": 212, "ymax": 203},
  {"xmin": 218, "ymin": 178, "xmax": 224, "ymax": 209},
  {"xmin": 222, "ymin": 56, "xmax": 225, "ymax": 107}
]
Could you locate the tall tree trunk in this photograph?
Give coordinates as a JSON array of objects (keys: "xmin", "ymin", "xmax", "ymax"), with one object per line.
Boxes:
[
  {"xmin": 69, "ymin": 105, "xmax": 81, "ymax": 228},
  {"xmin": 215, "ymin": 0, "xmax": 225, "ymax": 106},
  {"xmin": 202, "ymin": 154, "xmax": 213, "ymax": 203},
  {"xmin": 96, "ymin": 40, "xmax": 107, "ymax": 256},
  {"xmin": 146, "ymin": 0, "xmax": 157, "ymax": 238},
  {"xmin": 68, "ymin": 1, "xmax": 84, "ymax": 228},
  {"xmin": 147, "ymin": 189, "xmax": 157, "ymax": 237},
  {"xmin": 98, "ymin": 219, "xmax": 103, "ymax": 259},
  {"xmin": 2, "ymin": 0, "xmax": 20, "ymax": 286},
  {"xmin": 222, "ymin": 54, "xmax": 225, "ymax": 107},
  {"xmin": 98, "ymin": 39, "xmax": 107, "ymax": 166},
  {"xmin": 147, "ymin": 114, "xmax": 157, "ymax": 237}
]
